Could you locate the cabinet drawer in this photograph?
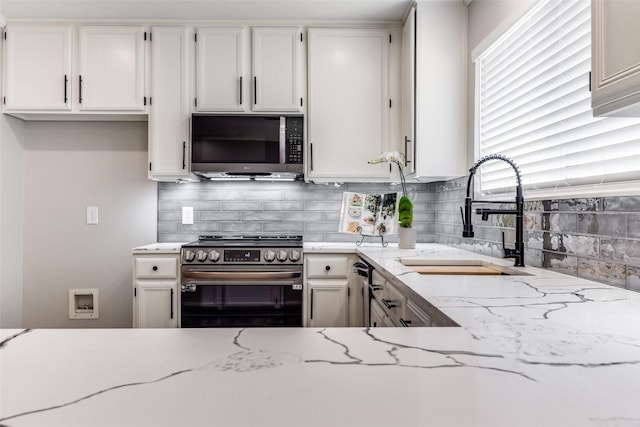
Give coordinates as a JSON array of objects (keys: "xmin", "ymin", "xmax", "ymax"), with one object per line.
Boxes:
[
  {"xmin": 135, "ymin": 257, "xmax": 178, "ymax": 279},
  {"xmin": 403, "ymin": 299, "xmax": 431, "ymax": 327},
  {"xmin": 306, "ymin": 256, "xmax": 350, "ymax": 279},
  {"xmin": 380, "ymin": 281, "xmax": 405, "ymax": 321}
]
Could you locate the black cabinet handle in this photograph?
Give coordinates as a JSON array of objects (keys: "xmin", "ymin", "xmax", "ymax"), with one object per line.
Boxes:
[
  {"xmin": 64, "ymin": 75, "xmax": 68, "ymax": 103},
  {"xmin": 170, "ymin": 288, "xmax": 174, "ymax": 320},
  {"xmin": 325, "ymin": 265, "xmax": 331, "ymax": 271},
  {"xmin": 404, "ymin": 136, "xmax": 411, "ymax": 166},
  {"xmin": 382, "ymin": 299, "xmax": 396, "ymax": 309},
  {"xmin": 182, "ymin": 141, "xmax": 186, "ymax": 169},
  {"xmin": 239, "ymin": 76, "xmax": 243, "ymax": 105},
  {"xmin": 399, "ymin": 318, "xmax": 411, "ymax": 327},
  {"xmin": 79, "ymin": 75, "xmax": 83, "ymax": 104},
  {"xmin": 310, "ymin": 143, "xmax": 314, "ymax": 171},
  {"xmin": 152, "ymin": 266, "xmax": 158, "ymax": 271},
  {"xmin": 369, "ymin": 284, "xmax": 382, "ymax": 292},
  {"xmin": 254, "ymin": 76, "xmax": 257, "ymax": 105},
  {"xmin": 310, "ymin": 289, "xmax": 314, "ymax": 320}
]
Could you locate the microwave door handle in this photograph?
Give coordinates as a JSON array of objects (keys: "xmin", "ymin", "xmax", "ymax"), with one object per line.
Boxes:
[{"xmin": 279, "ymin": 116, "xmax": 286, "ymax": 164}]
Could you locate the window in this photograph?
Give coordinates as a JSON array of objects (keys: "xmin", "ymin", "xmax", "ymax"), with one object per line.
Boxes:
[{"xmin": 474, "ymin": 0, "xmax": 640, "ymax": 199}]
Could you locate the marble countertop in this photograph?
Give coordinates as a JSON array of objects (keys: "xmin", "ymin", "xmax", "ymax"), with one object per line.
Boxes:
[
  {"xmin": 3, "ymin": 243, "xmax": 640, "ymax": 426},
  {"xmin": 131, "ymin": 242, "xmax": 186, "ymax": 254}
]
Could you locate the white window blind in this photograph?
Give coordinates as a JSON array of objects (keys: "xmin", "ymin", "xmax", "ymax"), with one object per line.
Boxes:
[{"xmin": 475, "ymin": 0, "xmax": 640, "ymax": 199}]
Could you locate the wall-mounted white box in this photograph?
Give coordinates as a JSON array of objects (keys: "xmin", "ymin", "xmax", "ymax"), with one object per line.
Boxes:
[{"xmin": 69, "ymin": 288, "xmax": 99, "ymax": 319}]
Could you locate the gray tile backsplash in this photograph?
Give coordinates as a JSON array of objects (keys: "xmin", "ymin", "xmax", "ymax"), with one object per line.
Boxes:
[
  {"xmin": 158, "ymin": 177, "xmax": 640, "ymax": 291},
  {"xmin": 157, "ymin": 181, "xmax": 435, "ymax": 245},
  {"xmin": 431, "ymin": 176, "xmax": 640, "ymax": 292}
]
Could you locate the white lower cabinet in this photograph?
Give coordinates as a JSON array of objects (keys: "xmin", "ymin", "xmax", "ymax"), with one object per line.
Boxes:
[
  {"xmin": 368, "ymin": 266, "xmax": 456, "ymax": 328},
  {"xmin": 304, "ymin": 253, "xmax": 362, "ymax": 327},
  {"xmin": 307, "ymin": 280, "xmax": 348, "ymax": 327},
  {"xmin": 133, "ymin": 254, "xmax": 179, "ymax": 328},
  {"xmin": 134, "ymin": 281, "xmax": 178, "ymax": 328}
]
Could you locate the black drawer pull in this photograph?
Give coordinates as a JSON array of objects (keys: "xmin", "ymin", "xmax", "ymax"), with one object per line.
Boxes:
[
  {"xmin": 399, "ymin": 318, "xmax": 411, "ymax": 327},
  {"xmin": 382, "ymin": 299, "xmax": 396, "ymax": 309},
  {"xmin": 325, "ymin": 265, "xmax": 331, "ymax": 271},
  {"xmin": 152, "ymin": 266, "xmax": 158, "ymax": 271}
]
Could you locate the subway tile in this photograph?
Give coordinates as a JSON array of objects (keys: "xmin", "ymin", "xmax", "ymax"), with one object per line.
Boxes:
[
  {"xmin": 602, "ymin": 196, "xmax": 640, "ymax": 212},
  {"xmin": 577, "ymin": 213, "xmax": 626, "ymax": 237},
  {"xmin": 284, "ymin": 211, "xmax": 324, "ymax": 222},
  {"xmin": 243, "ymin": 191, "xmax": 283, "ymax": 201},
  {"xmin": 543, "ymin": 233, "xmax": 599, "ymax": 257},
  {"xmin": 304, "ymin": 222, "xmax": 340, "ymax": 232},
  {"xmin": 304, "ymin": 201, "xmax": 342, "ymax": 211},
  {"xmin": 577, "ymin": 258, "xmax": 626, "ymax": 288},
  {"xmin": 628, "ymin": 214, "xmax": 640, "ymax": 238},
  {"xmin": 199, "ymin": 190, "xmax": 243, "ymax": 201},
  {"xmin": 549, "ymin": 213, "xmax": 577, "ymax": 233},
  {"xmin": 221, "ymin": 222, "xmax": 263, "ymax": 233},
  {"xmin": 542, "ymin": 251, "xmax": 578, "ymax": 276},
  {"xmin": 263, "ymin": 201, "xmax": 301, "ymax": 211},
  {"xmin": 264, "ymin": 222, "xmax": 304, "ymax": 233},
  {"xmin": 221, "ymin": 201, "xmax": 263, "ymax": 211},
  {"xmin": 200, "ymin": 211, "xmax": 240, "ymax": 221},
  {"xmin": 159, "ymin": 233, "xmax": 198, "ymax": 243},
  {"xmin": 627, "ymin": 266, "xmax": 640, "ymax": 292},
  {"xmin": 242, "ymin": 211, "xmax": 283, "ymax": 221},
  {"xmin": 600, "ymin": 238, "xmax": 640, "ymax": 266}
]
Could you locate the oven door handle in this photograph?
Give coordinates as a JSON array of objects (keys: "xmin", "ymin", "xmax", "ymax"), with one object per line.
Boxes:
[{"xmin": 181, "ymin": 271, "xmax": 302, "ymax": 280}]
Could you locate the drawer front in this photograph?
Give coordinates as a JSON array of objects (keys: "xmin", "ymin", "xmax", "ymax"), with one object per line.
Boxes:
[
  {"xmin": 135, "ymin": 257, "xmax": 178, "ymax": 279},
  {"xmin": 381, "ymin": 281, "xmax": 405, "ymax": 321},
  {"xmin": 403, "ymin": 299, "xmax": 431, "ymax": 327},
  {"xmin": 306, "ymin": 256, "xmax": 350, "ymax": 279}
]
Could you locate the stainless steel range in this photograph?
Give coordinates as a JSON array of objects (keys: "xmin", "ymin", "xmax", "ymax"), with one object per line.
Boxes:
[{"xmin": 180, "ymin": 235, "xmax": 303, "ymax": 327}]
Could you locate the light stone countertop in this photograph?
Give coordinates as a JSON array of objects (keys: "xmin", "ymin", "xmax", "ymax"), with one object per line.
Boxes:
[
  {"xmin": 131, "ymin": 242, "xmax": 187, "ymax": 254},
  {"xmin": 2, "ymin": 243, "xmax": 639, "ymax": 426}
]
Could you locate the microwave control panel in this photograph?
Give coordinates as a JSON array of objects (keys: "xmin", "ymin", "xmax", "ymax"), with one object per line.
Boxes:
[{"xmin": 286, "ymin": 117, "xmax": 304, "ymax": 164}]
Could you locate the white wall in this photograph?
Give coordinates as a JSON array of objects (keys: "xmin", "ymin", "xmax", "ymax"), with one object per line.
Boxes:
[
  {"xmin": 0, "ymin": 19, "xmax": 27, "ymax": 328},
  {"xmin": 0, "ymin": 117, "xmax": 26, "ymax": 329},
  {"xmin": 21, "ymin": 121, "xmax": 157, "ymax": 328}
]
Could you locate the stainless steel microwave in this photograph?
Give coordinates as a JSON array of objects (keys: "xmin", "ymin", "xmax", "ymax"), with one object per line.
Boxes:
[{"xmin": 191, "ymin": 114, "xmax": 304, "ymax": 180}]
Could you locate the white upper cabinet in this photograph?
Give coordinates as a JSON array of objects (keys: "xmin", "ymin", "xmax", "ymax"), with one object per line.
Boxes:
[
  {"xmin": 412, "ymin": 0, "xmax": 466, "ymax": 181},
  {"xmin": 2, "ymin": 24, "xmax": 147, "ymax": 118},
  {"xmin": 3, "ymin": 25, "xmax": 72, "ymax": 111},
  {"xmin": 307, "ymin": 28, "xmax": 391, "ymax": 181},
  {"xmin": 401, "ymin": 7, "xmax": 416, "ymax": 176},
  {"xmin": 148, "ymin": 26, "xmax": 191, "ymax": 181},
  {"xmin": 196, "ymin": 26, "xmax": 247, "ymax": 111},
  {"xmin": 252, "ymin": 27, "xmax": 302, "ymax": 111},
  {"xmin": 196, "ymin": 26, "xmax": 302, "ymax": 112},
  {"xmin": 78, "ymin": 26, "xmax": 146, "ymax": 111},
  {"xmin": 591, "ymin": 0, "xmax": 640, "ymax": 117}
]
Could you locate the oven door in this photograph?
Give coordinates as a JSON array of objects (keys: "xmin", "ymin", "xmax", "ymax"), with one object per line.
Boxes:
[{"xmin": 180, "ymin": 266, "xmax": 303, "ymax": 328}]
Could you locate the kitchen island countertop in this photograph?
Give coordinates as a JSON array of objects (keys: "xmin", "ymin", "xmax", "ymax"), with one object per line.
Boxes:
[{"xmin": 2, "ymin": 243, "xmax": 640, "ymax": 426}]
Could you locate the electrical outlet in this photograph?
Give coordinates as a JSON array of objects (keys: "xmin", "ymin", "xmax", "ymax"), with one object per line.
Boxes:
[
  {"xmin": 182, "ymin": 207, "xmax": 194, "ymax": 225},
  {"xmin": 86, "ymin": 206, "xmax": 99, "ymax": 225}
]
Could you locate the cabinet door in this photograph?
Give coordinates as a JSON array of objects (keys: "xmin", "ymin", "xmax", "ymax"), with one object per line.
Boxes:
[
  {"xmin": 252, "ymin": 27, "xmax": 301, "ymax": 112},
  {"xmin": 3, "ymin": 25, "xmax": 72, "ymax": 111},
  {"xmin": 370, "ymin": 298, "xmax": 387, "ymax": 327},
  {"xmin": 149, "ymin": 26, "xmax": 191, "ymax": 180},
  {"xmin": 134, "ymin": 281, "xmax": 178, "ymax": 328},
  {"xmin": 401, "ymin": 8, "xmax": 416, "ymax": 175},
  {"xmin": 78, "ymin": 26, "xmax": 146, "ymax": 111},
  {"xmin": 591, "ymin": 0, "xmax": 640, "ymax": 116},
  {"xmin": 196, "ymin": 27, "xmax": 247, "ymax": 111},
  {"xmin": 308, "ymin": 280, "xmax": 348, "ymax": 327},
  {"xmin": 307, "ymin": 28, "xmax": 390, "ymax": 180}
]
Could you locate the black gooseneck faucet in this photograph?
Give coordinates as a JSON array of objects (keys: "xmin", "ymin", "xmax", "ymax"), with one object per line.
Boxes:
[{"xmin": 461, "ymin": 154, "xmax": 525, "ymax": 267}]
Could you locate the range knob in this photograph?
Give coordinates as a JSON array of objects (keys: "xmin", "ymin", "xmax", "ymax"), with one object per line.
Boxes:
[
  {"xmin": 208, "ymin": 250, "xmax": 220, "ymax": 262},
  {"xmin": 276, "ymin": 250, "xmax": 289, "ymax": 262},
  {"xmin": 289, "ymin": 249, "xmax": 301, "ymax": 262},
  {"xmin": 264, "ymin": 250, "xmax": 276, "ymax": 262},
  {"xmin": 196, "ymin": 249, "xmax": 208, "ymax": 262},
  {"xmin": 183, "ymin": 249, "xmax": 196, "ymax": 262}
]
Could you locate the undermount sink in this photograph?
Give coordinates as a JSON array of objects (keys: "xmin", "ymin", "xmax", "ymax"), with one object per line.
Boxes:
[{"xmin": 399, "ymin": 259, "xmax": 532, "ymax": 276}]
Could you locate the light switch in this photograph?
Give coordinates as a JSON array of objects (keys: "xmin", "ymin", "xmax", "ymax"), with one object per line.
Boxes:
[
  {"xmin": 182, "ymin": 207, "xmax": 194, "ymax": 225},
  {"xmin": 86, "ymin": 206, "xmax": 99, "ymax": 225}
]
